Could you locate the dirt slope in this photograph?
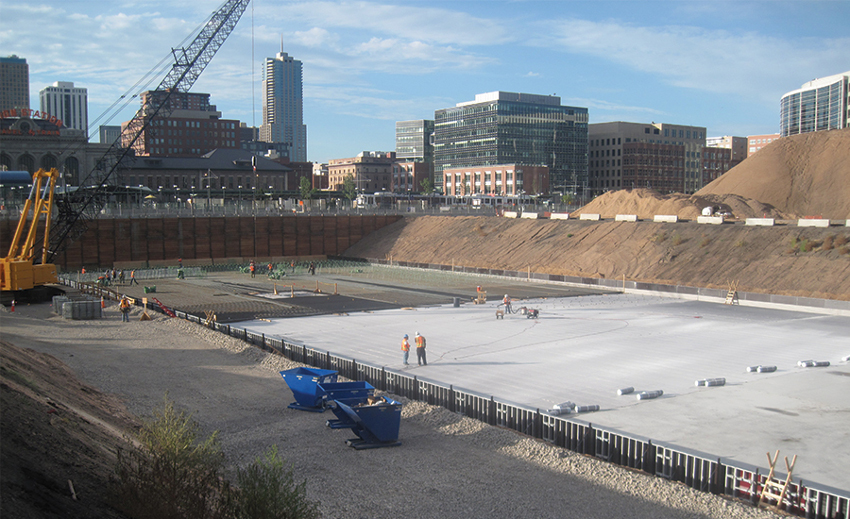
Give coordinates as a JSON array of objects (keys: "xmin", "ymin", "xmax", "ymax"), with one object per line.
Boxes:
[
  {"xmin": 572, "ymin": 189, "xmax": 789, "ymax": 220},
  {"xmin": 343, "ymin": 216, "xmax": 850, "ymax": 300},
  {"xmin": 698, "ymin": 128, "xmax": 850, "ymax": 219},
  {"xmin": 0, "ymin": 340, "xmax": 137, "ymax": 518}
]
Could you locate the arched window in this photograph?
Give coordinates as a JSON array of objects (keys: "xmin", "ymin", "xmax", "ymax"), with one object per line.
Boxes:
[
  {"xmin": 18, "ymin": 154, "xmax": 35, "ymax": 173},
  {"xmin": 0, "ymin": 153, "xmax": 12, "ymax": 170},
  {"xmin": 40, "ymin": 154, "xmax": 58, "ymax": 170},
  {"xmin": 64, "ymin": 156, "xmax": 80, "ymax": 184}
]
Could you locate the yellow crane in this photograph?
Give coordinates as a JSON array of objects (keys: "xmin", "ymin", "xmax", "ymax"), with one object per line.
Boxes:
[{"xmin": 1, "ymin": 168, "xmax": 59, "ymax": 291}]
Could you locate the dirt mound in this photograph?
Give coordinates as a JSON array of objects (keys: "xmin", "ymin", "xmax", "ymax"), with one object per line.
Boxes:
[
  {"xmin": 572, "ymin": 188, "xmax": 788, "ymax": 220},
  {"xmin": 0, "ymin": 341, "xmax": 137, "ymax": 518},
  {"xmin": 344, "ymin": 216, "xmax": 850, "ymax": 300},
  {"xmin": 698, "ymin": 128, "xmax": 850, "ymax": 219}
]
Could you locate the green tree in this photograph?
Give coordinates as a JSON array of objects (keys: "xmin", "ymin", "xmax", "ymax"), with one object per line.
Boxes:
[
  {"xmin": 419, "ymin": 177, "xmax": 433, "ymax": 194},
  {"xmin": 561, "ymin": 193, "xmax": 574, "ymax": 206},
  {"xmin": 235, "ymin": 445, "xmax": 320, "ymax": 519},
  {"xmin": 342, "ymin": 173, "xmax": 357, "ymax": 200},
  {"xmin": 299, "ymin": 176, "xmax": 316, "ymax": 200}
]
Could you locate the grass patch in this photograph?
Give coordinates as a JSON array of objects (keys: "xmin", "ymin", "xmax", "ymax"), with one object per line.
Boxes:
[
  {"xmin": 0, "ymin": 366, "xmax": 39, "ymax": 392},
  {"xmin": 653, "ymin": 232, "xmax": 667, "ymax": 243},
  {"xmin": 671, "ymin": 233, "xmax": 684, "ymax": 246},
  {"xmin": 821, "ymin": 234, "xmax": 835, "ymax": 251},
  {"xmin": 835, "ymin": 234, "xmax": 848, "ymax": 247},
  {"xmin": 699, "ymin": 235, "xmax": 711, "ymax": 248}
]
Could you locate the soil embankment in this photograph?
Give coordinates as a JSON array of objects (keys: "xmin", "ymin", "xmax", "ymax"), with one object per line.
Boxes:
[{"xmin": 344, "ymin": 216, "xmax": 850, "ymax": 300}]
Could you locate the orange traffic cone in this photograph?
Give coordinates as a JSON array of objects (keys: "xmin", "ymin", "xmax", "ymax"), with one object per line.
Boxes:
[{"xmin": 101, "ymin": 296, "xmax": 105, "ymax": 309}]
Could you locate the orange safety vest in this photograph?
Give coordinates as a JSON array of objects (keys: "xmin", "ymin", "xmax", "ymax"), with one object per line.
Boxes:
[
  {"xmin": 401, "ymin": 338, "xmax": 410, "ymax": 352},
  {"xmin": 416, "ymin": 336, "xmax": 425, "ymax": 349}
]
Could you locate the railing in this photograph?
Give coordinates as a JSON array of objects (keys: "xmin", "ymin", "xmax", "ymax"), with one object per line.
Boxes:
[{"xmin": 58, "ymin": 278, "xmax": 849, "ymax": 519}]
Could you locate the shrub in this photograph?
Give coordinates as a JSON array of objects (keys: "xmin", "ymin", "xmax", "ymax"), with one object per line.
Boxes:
[
  {"xmin": 110, "ymin": 395, "xmax": 234, "ymax": 519},
  {"xmin": 671, "ymin": 233, "xmax": 684, "ymax": 246},
  {"xmin": 839, "ymin": 246, "xmax": 850, "ymax": 256},
  {"xmin": 234, "ymin": 445, "xmax": 320, "ymax": 519},
  {"xmin": 654, "ymin": 232, "xmax": 667, "ymax": 243},
  {"xmin": 835, "ymin": 234, "xmax": 848, "ymax": 247},
  {"xmin": 699, "ymin": 236, "xmax": 711, "ymax": 248},
  {"xmin": 735, "ymin": 239, "xmax": 746, "ymax": 248},
  {"xmin": 821, "ymin": 234, "xmax": 834, "ymax": 251}
]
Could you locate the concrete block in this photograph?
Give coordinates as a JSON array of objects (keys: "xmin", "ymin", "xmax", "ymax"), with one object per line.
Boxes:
[
  {"xmin": 745, "ymin": 218, "xmax": 775, "ymax": 226},
  {"xmin": 653, "ymin": 215, "xmax": 678, "ymax": 223},
  {"xmin": 797, "ymin": 218, "xmax": 830, "ymax": 228},
  {"xmin": 697, "ymin": 216, "xmax": 724, "ymax": 225},
  {"xmin": 579, "ymin": 213, "xmax": 601, "ymax": 221},
  {"xmin": 520, "ymin": 212, "xmax": 539, "ymax": 219},
  {"xmin": 503, "ymin": 211, "xmax": 519, "ymax": 218},
  {"xmin": 615, "ymin": 214, "xmax": 638, "ymax": 222},
  {"xmin": 550, "ymin": 213, "xmax": 570, "ymax": 220}
]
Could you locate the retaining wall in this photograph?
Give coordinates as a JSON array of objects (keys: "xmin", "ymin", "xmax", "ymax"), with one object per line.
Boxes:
[{"xmin": 0, "ymin": 215, "xmax": 401, "ymax": 271}]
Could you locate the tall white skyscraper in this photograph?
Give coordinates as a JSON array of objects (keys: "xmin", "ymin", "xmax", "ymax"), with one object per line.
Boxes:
[
  {"xmin": 39, "ymin": 81, "xmax": 88, "ymax": 132},
  {"xmin": 260, "ymin": 51, "xmax": 307, "ymax": 162}
]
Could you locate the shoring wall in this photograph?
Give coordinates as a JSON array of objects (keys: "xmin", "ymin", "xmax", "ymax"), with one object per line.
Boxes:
[{"xmin": 0, "ymin": 215, "xmax": 401, "ymax": 271}]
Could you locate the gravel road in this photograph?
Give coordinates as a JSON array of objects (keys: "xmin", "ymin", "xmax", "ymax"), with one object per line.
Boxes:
[{"xmin": 3, "ymin": 302, "xmax": 784, "ymax": 519}]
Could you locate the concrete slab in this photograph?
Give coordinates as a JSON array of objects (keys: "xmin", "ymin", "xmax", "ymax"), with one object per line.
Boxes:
[{"xmin": 234, "ymin": 293, "xmax": 850, "ymax": 490}]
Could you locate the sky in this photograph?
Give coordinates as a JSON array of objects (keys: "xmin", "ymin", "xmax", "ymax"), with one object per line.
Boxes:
[{"xmin": 3, "ymin": 0, "xmax": 849, "ymax": 163}]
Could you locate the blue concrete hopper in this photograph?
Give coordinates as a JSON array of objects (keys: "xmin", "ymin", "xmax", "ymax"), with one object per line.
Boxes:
[
  {"xmin": 279, "ymin": 367, "xmax": 338, "ymax": 411},
  {"xmin": 335, "ymin": 396, "xmax": 402, "ymax": 449}
]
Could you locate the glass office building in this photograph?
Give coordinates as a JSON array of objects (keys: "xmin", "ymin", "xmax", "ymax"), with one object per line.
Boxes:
[
  {"xmin": 434, "ymin": 92, "xmax": 588, "ymax": 194},
  {"xmin": 780, "ymin": 71, "xmax": 849, "ymax": 137}
]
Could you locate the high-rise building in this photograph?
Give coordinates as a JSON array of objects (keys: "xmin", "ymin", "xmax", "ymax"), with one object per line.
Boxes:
[
  {"xmin": 705, "ymin": 135, "xmax": 747, "ymax": 167},
  {"xmin": 39, "ymin": 81, "xmax": 88, "ymax": 132},
  {"xmin": 260, "ymin": 51, "xmax": 307, "ymax": 162},
  {"xmin": 746, "ymin": 133, "xmax": 781, "ymax": 156},
  {"xmin": 99, "ymin": 125, "xmax": 121, "ymax": 145},
  {"xmin": 434, "ymin": 92, "xmax": 588, "ymax": 194},
  {"xmin": 395, "ymin": 120, "xmax": 434, "ymax": 162},
  {"xmin": 589, "ymin": 121, "xmax": 706, "ymax": 195},
  {"xmin": 0, "ymin": 55, "xmax": 29, "ymax": 112},
  {"xmin": 121, "ymin": 90, "xmax": 240, "ymax": 157},
  {"xmin": 780, "ymin": 71, "xmax": 849, "ymax": 137}
]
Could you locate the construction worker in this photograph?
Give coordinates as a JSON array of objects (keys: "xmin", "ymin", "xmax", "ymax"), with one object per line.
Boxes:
[
  {"xmin": 503, "ymin": 294, "xmax": 513, "ymax": 314},
  {"xmin": 415, "ymin": 332, "xmax": 427, "ymax": 366},
  {"xmin": 119, "ymin": 296, "xmax": 131, "ymax": 322},
  {"xmin": 250, "ymin": 260, "xmax": 256, "ymax": 278},
  {"xmin": 129, "ymin": 269, "xmax": 139, "ymax": 285},
  {"xmin": 401, "ymin": 334, "xmax": 411, "ymax": 365}
]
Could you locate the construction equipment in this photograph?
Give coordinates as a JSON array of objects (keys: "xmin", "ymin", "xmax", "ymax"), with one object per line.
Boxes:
[
  {"xmin": 2, "ymin": 0, "xmax": 250, "ymax": 299},
  {"xmin": 46, "ymin": 0, "xmax": 251, "ymax": 265},
  {"xmin": 0, "ymin": 168, "xmax": 59, "ymax": 291}
]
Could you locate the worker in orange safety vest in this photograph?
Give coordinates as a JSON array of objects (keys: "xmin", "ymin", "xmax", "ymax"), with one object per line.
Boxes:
[{"xmin": 401, "ymin": 334, "xmax": 411, "ymax": 365}]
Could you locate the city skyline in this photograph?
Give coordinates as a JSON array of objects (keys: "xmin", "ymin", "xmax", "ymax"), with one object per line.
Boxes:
[{"xmin": 2, "ymin": 0, "xmax": 848, "ymax": 164}]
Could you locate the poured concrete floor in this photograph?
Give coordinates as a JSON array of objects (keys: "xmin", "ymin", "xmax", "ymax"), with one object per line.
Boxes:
[{"xmin": 233, "ymin": 290, "xmax": 850, "ymax": 491}]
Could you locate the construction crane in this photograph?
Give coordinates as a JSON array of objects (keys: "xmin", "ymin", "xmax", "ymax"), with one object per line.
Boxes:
[
  {"xmin": 1, "ymin": 0, "xmax": 250, "ymax": 295},
  {"xmin": 0, "ymin": 168, "xmax": 60, "ymax": 292},
  {"xmin": 46, "ymin": 0, "xmax": 251, "ymax": 264}
]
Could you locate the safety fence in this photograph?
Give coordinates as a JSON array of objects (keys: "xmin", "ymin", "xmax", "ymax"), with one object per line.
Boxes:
[{"xmin": 60, "ymin": 278, "xmax": 849, "ymax": 519}]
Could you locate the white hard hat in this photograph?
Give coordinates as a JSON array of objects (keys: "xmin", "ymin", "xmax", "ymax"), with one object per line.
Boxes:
[
  {"xmin": 415, "ymin": 332, "xmax": 420, "ymax": 336},
  {"xmin": 505, "ymin": 294, "xmax": 509, "ymax": 298}
]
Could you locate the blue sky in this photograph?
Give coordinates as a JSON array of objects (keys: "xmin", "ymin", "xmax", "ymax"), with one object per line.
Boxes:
[{"xmin": 3, "ymin": 0, "xmax": 848, "ymax": 163}]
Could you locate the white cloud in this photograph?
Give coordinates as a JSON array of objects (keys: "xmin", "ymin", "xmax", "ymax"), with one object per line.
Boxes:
[
  {"xmin": 293, "ymin": 27, "xmax": 339, "ymax": 47},
  {"xmin": 271, "ymin": 1, "xmax": 512, "ymax": 46},
  {"xmin": 537, "ymin": 18, "xmax": 850, "ymax": 104}
]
